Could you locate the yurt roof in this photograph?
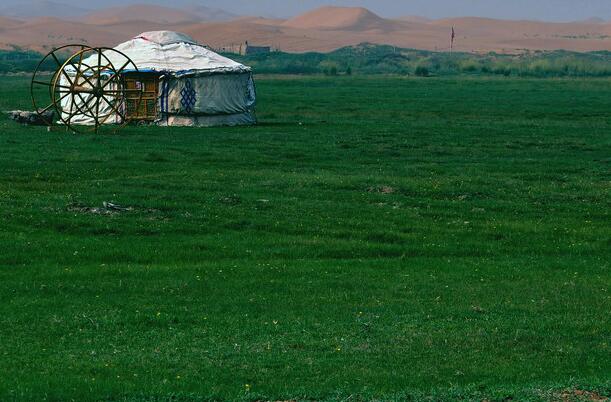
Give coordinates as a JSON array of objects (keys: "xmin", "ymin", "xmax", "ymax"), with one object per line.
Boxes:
[{"xmin": 77, "ymin": 31, "xmax": 250, "ymax": 76}]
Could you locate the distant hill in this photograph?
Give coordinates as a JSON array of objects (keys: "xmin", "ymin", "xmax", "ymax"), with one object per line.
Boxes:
[
  {"xmin": 398, "ymin": 16, "xmax": 432, "ymax": 23},
  {"xmin": 0, "ymin": 5, "xmax": 610, "ymax": 54},
  {"xmin": 83, "ymin": 5, "xmax": 199, "ymax": 25},
  {"xmin": 181, "ymin": 4, "xmax": 237, "ymax": 22},
  {"xmin": 281, "ymin": 6, "xmax": 393, "ymax": 31},
  {"xmin": 83, "ymin": 4, "xmax": 236, "ymax": 25},
  {"xmin": 0, "ymin": 0, "xmax": 90, "ymax": 19},
  {"xmin": 0, "ymin": 16, "xmax": 23, "ymax": 30},
  {"xmin": 579, "ymin": 17, "xmax": 606, "ymax": 24},
  {"xmin": 0, "ymin": 16, "xmax": 126, "ymax": 52}
]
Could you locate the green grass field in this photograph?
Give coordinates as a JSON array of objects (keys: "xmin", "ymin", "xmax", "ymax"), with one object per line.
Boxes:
[{"xmin": 0, "ymin": 75, "xmax": 609, "ymax": 401}]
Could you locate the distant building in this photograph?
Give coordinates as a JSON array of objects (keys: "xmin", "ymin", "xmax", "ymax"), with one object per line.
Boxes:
[
  {"xmin": 243, "ymin": 41, "xmax": 272, "ymax": 55},
  {"xmin": 217, "ymin": 41, "xmax": 272, "ymax": 56}
]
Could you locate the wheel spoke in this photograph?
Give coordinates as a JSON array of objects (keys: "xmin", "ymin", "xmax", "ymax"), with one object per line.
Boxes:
[
  {"xmin": 102, "ymin": 92, "xmax": 119, "ymax": 101},
  {"xmin": 102, "ymin": 90, "xmax": 123, "ymax": 117},
  {"xmin": 104, "ymin": 89, "xmax": 142, "ymax": 94},
  {"xmin": 53, "ymin": 59, "xmax": 78, "ymax": 90},
  {"xmin": 98, "ymin": 62, "xmax": 113, "ymax": 75},
  {"xmin": 101, "ymin": 91, "xmax": 123, "ymax": 100},
  {"xmin": 56, "ymin": 69, "xmax": 77, "ymax": 91},
  {"xmin": 49, "ymin": 71, "xmax": 61, "ymax": 99},
  {"xmin": 50, "ymin": 51, "xmax": 64, "ymax": 68},
  {"xmin": 114, "ymin": 59, "xmax": 131, "ymax": 75},
  {"xmin": 101, "ymin": 94, "xmax": 119, "ymax": 109},
  {"xmin": 76, "ymin": 47, "xmax": 85, "ymax": 73},
  {"xmin": 33, "ymin": 80, "xmax": 73, "ymax": 91},
  {"xmin": 40, "ymin": 102, "xmax": 55, "ymax": 114},
  {"xmin": 75, "ymin": 48, "xmax": 95, "ymax": 88},
  {"xmin": 96, "ymin": 49, "xmax": 103, "ymax": 88},
  {"xmin": 96, "ymin": 64, "xmax": 116, "ymax": 89},
  {"xmin": 32, "ymin": 79, "xmax": 52, "ymax": 87},
  {"xmin": 102, "ymin": 60, "xmax": 131, "ymax": 90},
  {"xmin": 72, "ymin": 65, "xmax": 96, "ymax": 88},
  {"xmin": 70, "ymin": 93, "xmax": 96, "ymax": 118},
  {"xmin": 95, "ymin": 91, "xmax": 101, "ymax": 117},
  {"xmin": 41, "ymin": 91, "xmax": 71, "ymax": 113},
  {"xmin": 81, "ymin": 96, "xmax": 98, "ymax": 118},
  {"xmin": 55, "ymin": 90, "xmax": 72, "ymax": 105},
  {"xmin": 115, "ymin": 106, "xmax": 127, "ymax": 124},
  {"xmin": 72, "ymin": 88, "xmax": 94, "ymax": 95},
  {"xmin": 61, "ymin": 69, "xmax": 96, "ymax": 116},
  {"xmin": 74, "ymin": 92, "xmax": 94, "ymax": 115},
  {"xmin": 67, "ymin": 93, "xmax": 75, "ymax": 118},
  {"xmin": 72, "ymin": 48, "xmax": 92, "ymax": 86},
  {"xmin": 98, "ymin": 105, "xmax": 119, "ymax": 124}
]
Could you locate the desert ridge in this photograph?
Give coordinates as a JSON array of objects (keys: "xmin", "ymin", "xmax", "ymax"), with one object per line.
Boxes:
[{"xmin": 1, "ymin": 5, "xmax": 610, "ymax": 53}]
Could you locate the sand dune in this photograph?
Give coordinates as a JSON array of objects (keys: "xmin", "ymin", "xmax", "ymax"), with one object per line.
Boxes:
[
  {"xmin": 83, "ymin": 5, "xmax": 200, "ymax": 25},
  {"xmin": 282, "ymin": 6, "xmax": 394, "ymax": 31},
  {"xmin": 0, "ymin": 16, "xmax": 125, "ymax": 52},
  {"xmin": 80, "ymin": 4, "xmax": 237, "ymax": 25},
  {"xmin": 0, "ymin": 16, "xmax": 23, "ymax": 30},
  {"xmin": 82, "ymin": 4, "xmax": 236, "ymax": 26},
  {"xmin": 399, "ymin": 16, "xmax": 432, "ymax": 23},
  {"xmin": 0, "ymin": 0, "xmax": 90, "ymax": 19},
  {"xmin": 1, "ymin": 6, "xmax": 610, "ymax": 54},
  {"xmin": 181, "ymin": 20, "xmax": 285, "ymax": 48},
  {"xmin": 181, "ymin": 5, "xmax": 237, "ymax": 22}
]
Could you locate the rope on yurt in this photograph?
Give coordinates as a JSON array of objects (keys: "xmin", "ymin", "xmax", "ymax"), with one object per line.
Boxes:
[{"xmin": 156, "ymin": 40, "xmax": 173, "ymax": 134}]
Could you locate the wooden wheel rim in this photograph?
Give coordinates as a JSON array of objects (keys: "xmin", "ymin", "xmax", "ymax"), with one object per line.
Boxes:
[
  {"xmin": 30, "ymin": 44, "xmax": 93, "ymax": 126},
  {"xmin": 53, "ymin": 47, "xmax": 142, "ymax": 133}
]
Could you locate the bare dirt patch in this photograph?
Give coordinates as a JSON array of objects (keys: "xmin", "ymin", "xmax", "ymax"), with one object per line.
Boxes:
[
  {"xmin": 555, "ymin": 389, "xmax": 609, "ymax": 402},
  {"xmin": 367, "ymin": 185, "xmax": 395, "ymax": 194}
]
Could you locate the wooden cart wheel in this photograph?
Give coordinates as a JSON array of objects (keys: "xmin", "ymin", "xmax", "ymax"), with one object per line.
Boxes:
[
  {"xmin": 31, "ymin": 45, "xmax": 143, "ymax": 134},
  {"xmin": 30, "ymin": 44, "xmax": 93, "ymax": 126},
  {"xmin": 52, "ymin": 47, "xmax": 143, "ymax": 133}
]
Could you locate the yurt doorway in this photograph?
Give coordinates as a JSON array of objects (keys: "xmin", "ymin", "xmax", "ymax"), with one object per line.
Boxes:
[{"xmin": 124, "ymin": 73, "xmax": 159, "ymax": 121}]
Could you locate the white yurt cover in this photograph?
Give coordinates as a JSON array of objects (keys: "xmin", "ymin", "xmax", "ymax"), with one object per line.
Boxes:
[
  {"xmin": 109, "ymin": 31, "xmax": 251, "ymax": 75},
  {"xmin": 61, "ymin": 31, "xmax": 256, "ymax": 127}
]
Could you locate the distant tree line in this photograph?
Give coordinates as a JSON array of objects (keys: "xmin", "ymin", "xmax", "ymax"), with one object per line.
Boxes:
[
  {"xmin": 0, "ymin": 49, "xmax": 58, "ymax": 74},
  {"xmin": 2, "ymin": 44, "xmax": 611, "ymax": 77},
  {"xmin": 229, "ymin": 44, "xmax": 611, "ymax": 78}
]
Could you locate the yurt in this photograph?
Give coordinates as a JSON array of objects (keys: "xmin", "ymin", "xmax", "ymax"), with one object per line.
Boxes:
[{"xmin": 63, "ymin": 31, "xmax": 256, "ymax": 127}]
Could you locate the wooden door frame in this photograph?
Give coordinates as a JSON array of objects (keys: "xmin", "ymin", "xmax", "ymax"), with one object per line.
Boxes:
[{"xmin": 123, "ymin": 72, "xmax": 160, "ymax": 121}]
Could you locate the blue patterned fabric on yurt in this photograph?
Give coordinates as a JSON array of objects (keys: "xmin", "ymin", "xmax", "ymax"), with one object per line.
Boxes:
[{"xmin": 180, "ymin": 80, "xmax": 197, "ymax": 113}]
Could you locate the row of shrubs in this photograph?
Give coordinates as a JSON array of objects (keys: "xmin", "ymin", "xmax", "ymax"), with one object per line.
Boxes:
[
  {"xmin": 2, "ymin": 44, "xmax": 611, "ymax": 77},
  {"xmin": 232, "ymin": 44, "xmax": 611, "ymax": 77},
  {"xmin": 0, "ymin": 49, "xmax": 57, "ymax": 73},
  {"xmin": 414, "ymin": 54, "xmax": 611, "ymax": 77}
]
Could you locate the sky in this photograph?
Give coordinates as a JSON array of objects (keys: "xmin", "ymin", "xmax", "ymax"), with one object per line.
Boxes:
[
  {"xmin": 3, "ymin": 0, "xmax": 611, "ymax": 21},
  {"xmin": 197, "ymin": 0, "xmax": 611, "ymax": 21}
]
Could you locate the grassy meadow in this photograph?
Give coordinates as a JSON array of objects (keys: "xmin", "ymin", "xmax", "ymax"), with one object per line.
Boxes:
[{"xmin": 0, "ymin": 75, "xmax": 609, "ymax": 401}]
